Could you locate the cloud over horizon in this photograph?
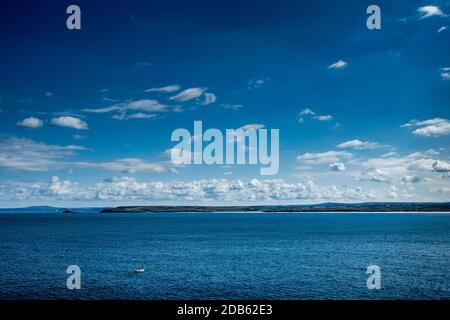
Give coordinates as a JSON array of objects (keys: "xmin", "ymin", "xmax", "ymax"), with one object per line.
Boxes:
[{"xmin": 0, "ymin": 176, "xmax": 426, "ymax": 205}]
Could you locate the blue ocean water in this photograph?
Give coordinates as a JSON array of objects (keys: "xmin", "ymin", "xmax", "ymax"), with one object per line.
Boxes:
[{"xmin": 0, "ymin": 212, "xmax": 449, "ymax": 300}]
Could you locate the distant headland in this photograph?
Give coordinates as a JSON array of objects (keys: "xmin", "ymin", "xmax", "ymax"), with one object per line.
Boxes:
[
  {"xmin": 100, "ymin": 202, "xmax": 450, "ymax": 213},
  {"xmin": 1, "ymin": 203, "xmax": 449, "ymax": 214}
]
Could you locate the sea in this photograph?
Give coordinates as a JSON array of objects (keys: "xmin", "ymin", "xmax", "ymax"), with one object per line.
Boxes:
[{"xmin": 0, "ymin": 212, "xmax": 449, "ymax": 300}]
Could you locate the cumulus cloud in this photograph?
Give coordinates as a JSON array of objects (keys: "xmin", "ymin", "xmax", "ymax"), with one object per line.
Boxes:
[
  {"xmin": 356, "ymin": 149, "xmax": 450, "ymax": 187},
  {"xmin": 357, "ymin": 168, "xmax": 391, "ymax": 183},
  {"xmin": 49, "ymin": 176, "xmax": 80, "ymax": 196},
  {"xmin": 328, "ymin": 60, "xmax": 347, "ymax": 69},
  {"xmin": 402, "ymin": 118, "xmax": 450, "ymax": 137},
  {"xmin": 297, "ymin": 151, "xmax": 352, "ymax": 164},
  {"xmin": 429, "ymin": 186, "xmax": 450, "ymax": 194},
  {"xmin": 337, "ymin": 139, "xmax": 383, "ymax": 150},
  {"xmin": 17, "ymin": 117, "xmax": 43, "ymax": 129},
  {"xmin": 433, "ymin": 160, "xmax": 450, "ymax": 172},
  {"xmin": 51, "ymin": 116, "xmax": 88, "ymax": 130},
  {"xmin": 170, "ymin": 87, "xmax": 206, "ymax": 102},
  {"xmin": 144, "ymin": 85, "xmax": 180, "ymax": 93},
  {"xmin": 0, "ymin": 176, "xmax": 419, "ymax": 204},
  {"xmin": 418, "ymin": 5, "xmax": 444, "ymax": 19},
  {"xmin": 329, "ymin": 163, "xmax": 346, "ymax": 172},
  {"xmin": 201, "ymin": 93, "xmax": 217, "ymax": 105}
]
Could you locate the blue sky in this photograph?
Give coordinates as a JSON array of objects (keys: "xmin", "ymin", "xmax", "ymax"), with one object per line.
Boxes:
[{"xmin": 0, "ymin": 0, "xmax": 449, "ymax": 206}]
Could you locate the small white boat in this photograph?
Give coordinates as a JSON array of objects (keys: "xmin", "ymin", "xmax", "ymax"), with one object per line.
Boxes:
[{"xmin": 134, "ymin": 267, "xmax": 145, "ymax": 273}]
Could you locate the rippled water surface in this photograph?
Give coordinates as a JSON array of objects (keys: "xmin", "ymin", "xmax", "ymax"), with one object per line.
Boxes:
[{"xmin": 0, "ymin": 212, "xmax": 449, "ymax": 299}]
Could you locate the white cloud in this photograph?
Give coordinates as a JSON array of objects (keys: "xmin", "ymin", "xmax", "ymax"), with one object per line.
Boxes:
[
  {"xmin": 356, "ymin": 150, "xmax": 450, "ymax": 187},
  {"xmin": 201, "ymin": 93, "xmax": 217, "ymax": 105},
  {"xmin": 51, "ymin": 116, "xmax": 88, "ymax": 130},
  {"xmin": 402, "ymin": 175, "xmax": 421, "ymax": 184},
  {"xmin": 126, "ymin": 99, "xmax": 171, "ymax": 112},
  {"xmin": 418, "ymin": 6, "xmax": 443, "ymax": 19},
  {"xmin": 440, "ymin": 67, "xmax": 450, "ymax": 80},
  {"xmin": 0, "ymin": 176, "xmax": 421, "ymax": 204},
  {"xmin": 170, "ymin": 87, "xmax": 206, "ymax": 102},
  {"xmin": 329, "ymin": 163, "xmax": 346, "ymax": 172},
  {"xmin": 112, "ymin": 113, "xmax": 158, "ymax": 120},
  {"xmin": 17, "ymin": 117, "xmax": 43, "ymax": 129},
  {"xmin": 433, "ymin": 160, "xmax": 450, "ymax": 172},
  {"xmin": 83, "ymin": 99, "xmax": 180, "ymax": 120},
  {"xmin": 102, "ymin": 97, "xmax": 118, "ymax": 103},
  {"xmin": 82, "ymin": 106, "xmax": 121, "ymax": 113},
  {"xmin": 221, "ymin": 104, "xmax": 243, "ymax": 110},
  {"xmin": 0, "ymin": 137, "xmax": 87, "ymax": 171},
  {"xmin": 297, "ymin": 151, "xmax": 353, "ymax": 164},
  {"xmin": 437, "ymin": 26, "xmax": 448, "ymax": 33},
  {"xmin": 83, "ymin": 99, "xmax": 173, "ymax": 113},
  {"xmin": 357, "ymin": 168, "xmax": 391, "ymax": 183},
  {"xmin": 337, "ymin": 139, "xmax": 382, "ymax": 150},
  {"xmin": 429, "ymin": 186, "xmax": 450, "ymax": 194},
  {"xmin": 0, "ymin": 137, "xmax": 172, "ymax": 174},
  {"xmin": 49, "ymin": 176, "xmax": 79, "ymax": 196},
  {"xmin": 313, "ymin": 115, "xmax": 332, "ymax": 122},
  {"xmin": 298, "ymin": 109, "xmax": 333, "ymax": 123},
  {"xmin": 299, "ymin": 108, "xmax": 316, "ymax": 116},
  {"xmin": 144, "ymin": 85, "xmax": 180, "ymax": 93},
  {"xmin": 247, "ymin": 77, "xmax": 268, "ymax": 89},
  {"xmin": 238, "ymin": 124, "xmax": 265, "ymax": 131},
  {"xmin": 75, "ymin": 158, "xmax": 168, "ymax": 174},
  {"xmin": 328, "ymin": 60, "xmax": 347, "ymax": 69},
  {"xmin": 381, "ymin": 152, "xmax": 398, "ymax": 158},
  {"xmin": 402, "ymin": 118, "xmax": 450, "ymax": 137}
]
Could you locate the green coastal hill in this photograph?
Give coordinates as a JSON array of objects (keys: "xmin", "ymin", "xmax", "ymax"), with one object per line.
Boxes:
[{"xmin": 100, "ymin": 202, "xmax": 450, "ymax": 213}]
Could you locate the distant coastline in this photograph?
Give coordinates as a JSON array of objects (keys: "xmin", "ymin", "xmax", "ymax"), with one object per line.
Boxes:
[
  {"xmin": 101, "ymin": 202, "xmax": 450, "ymax": 213},
  {"xmin": 1, "ymin": 202, "xmax": 449, "ymax": 214}
]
